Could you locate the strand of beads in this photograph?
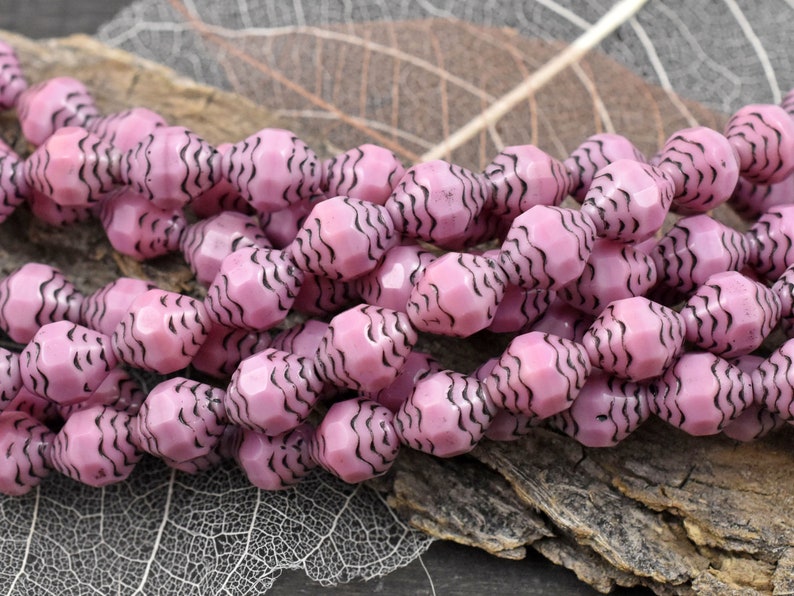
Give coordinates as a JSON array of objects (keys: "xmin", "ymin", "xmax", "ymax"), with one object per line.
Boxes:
[{"xmin": 0, "ymin": 40, "xmax": 793, "ymax": 496}]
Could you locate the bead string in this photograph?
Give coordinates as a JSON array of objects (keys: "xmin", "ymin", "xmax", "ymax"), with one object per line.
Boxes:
[{"xmin": 0, "ymin": 39, "xmax": 793, "ymax": 496}]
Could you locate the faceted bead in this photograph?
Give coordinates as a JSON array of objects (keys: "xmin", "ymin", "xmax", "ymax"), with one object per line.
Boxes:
[
  {"xmin": 407, "ymin": 252, "xmax": 507, "ymax": 337},
  {"xmin": 259, "ymin": 199, "xmax": 313, "ymax": 249},
  {"xmin": 722, "ymin": 354, "xmax": 784, "ymax": 441},
  {"xmin": 648, "ymin": 352, "xmax": 751, "ymax": 435},
  {"xmin": 355, "ymin": 243, "xmax": 436, "ymax": 313},
  {"xmin": 653, "ymin": 214, "xmax": 750, "ymax": 293},
  {"xmin": 292, "ymin": 274, "xmax": 358, "ymax": 316},
  {"xmin": 484, "ymin": 144, "xmax": 572, "ymax": 217},
  {"xmin": 100, "ymin": 188, "xmax": 186, "ymax": 260},
  {"xmin": 86, "ymin": 107, "xmax": 167, "ymax": 152},
  {"xmin": 120, "ymin": 125, "xmax": 221, "ymax": 210},
  {"xmin": 748, "ymin": 205, "xmax": 794, "ymax": 281},
  {"xmin": 323, "ymin": 143, "xmax": 405, "ymax": 205},
  {"xmin": 134, "ymin": 377, "xmax": 226, "ymax": 462},
  {"xmin": 583, "ymin": 297, "xmax": 685, "ymax": 381},
  {"xmin": 485, "ymin": 331, "xmax": 591, "ymax": 419},
  {"xmin": 316, "ymin": 304, "xmax": 418, "ymax": 392},
  {"xmin": 385, "ymin": 160, "xmax": 488, "ymax": 248},
  {"xmin": 223, "ymin": 128, "xmax": 321, "ymax": 214},
  {"xmin": 580, "ymin": 159, "xmax": 675, "ymax": 243},
  {"xmin": 395, "ymin": 370, "xmax": 493, "ymax": 457},
  {"xmin": 27, "ymin": 188, "xmax": 91, "ymax": 226},
  {"xmin": 488, "ymin": 285, "xmax": 554, "ymax": 333},
  {"xmin": 16, "ymin": 77, "xmax": 99, "ymax": 145},
  {"xmin": 205, "ymin": 246, "xmax": 302, "ymax": 331},
  {"xmin": 553, "ymin": 370, "xmax": 650, "ymax": 447},
  {"xmin": 225, "ymin": 348, "xmax": 323, "ymax": 435},
  {"xmin": 474, "ymin": 358, "xmax": 538, "ymax": 442},
  {"xmin": 725, "ymin": 104, "xmax": 794, "ymax": 184},
  {"xmin": 180, "ymin": 211, "xmax": 270, "ymax": 287},
  {"xmin": 530, "ymin": 298, "xmax": 593, "ymax": 343},
  {"xmin": 500, "ymin": 205, "xmax": 596, "ymax": 290},
  {"xmin": 190, "ymin": 142, "xmax": 252, "ymax": 219},
  {"xmin": 57, "ymin": 367, "xmax": 145, "ymax": 419},
  {"xmin": 270, "ymin": 319, "xmax": 328, "ymax": 358},
  {"xmin": 655, "ymin": 126, "xmax": 740, "ymax": 213},
  {"xmin": 112, "ymin": 289, "xmax": 210, "ymax": 374},
  {"xmin": 560, "ymin": 239, "xmax": 657, "ymax": 316},
  {"xmin": 291, "ymin": 195, "xmax": 397, "ymax": 281},
  {"xmin": 753, "ymin": 339, "xmax": 794, "ymax": 421},
  {"xmin": 20, "ymin": 321, "xmax": 117, "ymax": 406},
  {"xmin": 0, "ymin": 411, "xmax": 52, "ymax": 496},
  {"xmin": 772, "ymin": 264, "xmax": 794, "ymax": 332},
  {"xmin": 236, "ymin": 423, "xmax": 315, "ymax": 490},
  {"xmin": 0, "ymin": 348, "xmax": 21, "ymax": 411},
  {"xmin": 312, "ymin": 397, "xmax": 400, "ymax": 483},
  {"xmin": 0, "ymin": 146, "xmax": 28, "ymax": 223},
  {"xmin": 364, "ymin": 351, "xmax": 442, "ymax": 413},
  {"xmin": 191, "ymin": 324, "xmax": 271, "ymax": 379},
  {"xmin": 24, "ymin": 127, "xmax": 119, "ymax": 207},
  {"xmin": 682, "ymin": 271, "xmax": 780, "ymax": 358},
  {"xmin": 0, "ymin": 263, "xmax": 83, "ymax": 343},
  {"xmin": 0, "ymin": 40, "xmax": 27, "ymax": 109},
  {"xmin": 729, "ymin": 175, "xmax": 794, "ymax": 221},
  {"xmin": 564, "ymin": 133, "xmax": 646, "ymax": 202},
  {"xmin": 50, "ymin": 405, "xmax": 140, "ymax": 487},
  {"xmin": 5, "ymin": 386, "xmax": 60, "ymax": 425},
  {"xmin": 80, "ymin": 277, "xmax": 158, "ymax": 337}
]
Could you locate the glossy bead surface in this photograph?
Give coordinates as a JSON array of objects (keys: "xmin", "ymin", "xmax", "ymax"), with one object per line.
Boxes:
[
  {"xmin": 87, "ymin": 107, "xmax": 167, "ymax": 152},
  {"xmin": 236, "ymin": 424, "xmax": 315, "ymax": 490},
  {"xmin": 190, "ymin": 142, "xmax": 251, "ymax": 218},
  {"xmin": 0, "ymin": 348, "xmax": 21, "ymax": 410},
  {"xmin": 323, "ymin": 144, "xmax": 405, "ymax": 205},
  {"xmin": 488, "ymin": 285, "xmax": 553, "ymax": 333},
  {"xmin": 259, "ymin": 199, "xmax": 313, "ymax": 249},
  {"xmin": 364, "ymin": 351, "xmax": 442, "ymax": 413},
  {"xmin": 292, "ymin": 274, "xmax": 358, "ymax": 316},
  {"xmin": 722, "ymin": 355, "xmax": 784, "ymax": 441},
  {"xmin": 725, "ymin": 104, "xmax": 794, "ymax": 184},
  {"xmin": 57, "ymin": 367, "xmax": 145, "ymax": 419},
  {"xmin": 729, "ymin": 175, "xmax": 794, "ymax": 220},
  {"xmin": 565, "ymin": 133, "xmax": 646, "ymax": 202},
  {"xmin": 753, "ymin": 339, "xmax": 794, "ymax": 421},
  {"xmin": 0, "ymin": 411, "xmax": 52, "ymax": 496},
  {"xmin": 530, "ymin": 298, "xmax": 593, "ymax": 343},
  {"xmin": 0, "ymin": 40, "xmax": 27, "ymax": 109},
  {"xmin": 191, "ymin": 324, "xmax": 271, "ymax": 379},
  {"xmin": 80, "ymin": 277, "xmax": 158, "ymax": 337},
  {"xmin": 748, "ymin": 205, "xmax": 794, "ymax": 281},
  {"xmin": 16, "ymin": 76, "xmax": 99, "ymax": 145},
  {"xmin": 355, "ymin": 244, "xmax": 436, "ymax": 313},
  {"xmin": 27, "ymin": 188, "xmax": 91, "ymax": 226},
  {"xmin": 0, "ymin": 146, "xmax": 28, "ymax": 223}
]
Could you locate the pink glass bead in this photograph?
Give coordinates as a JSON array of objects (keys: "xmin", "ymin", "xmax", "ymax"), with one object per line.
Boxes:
[
  {"xmin": 564, "ymin": 133, "xmax": 646, "ymax": 202},
  {"xmin": 205, "ymin": 246, "xmax": 302, "ymax": 331},
  {"xmin": 291, "ymin": 195, "xmax": 397, "ymax": 281},
  {"xmin": 682, "ymin": 271, "xmax": 780, "ymax": 358},
  {"xmin": 5, "ymin": 387, "xmax": 59, "ymax": 425},
  {"xmin": 50, "ymin": 405, "xmax": 140, "ymax": 487},
  {"xmin": 530, "ymin": 298, "xmax": 593, "ymax": 343},
  {"xmin": 236, "ymin": 423, "xmax": 315, "ymax": 490},
  {"xmin": 648, "ymin": 352, "xmax": 751, "ymax": 435},
  {"xmin": 722, "ymin": 355, "xmax": 784, "ymax": 441},
  {"xmin": 655, "ymin": 126, "xmax": 740, "ymax": 213},
  {"xmin": 223, "ymin": 128, "xmax": 321, "ymax": 214},
  {"xmin": 111, "ymin": 289, "xmax": 210, "ymax": 374},
  {"xmin": 20, "ymin": 321, "xmax": 116, "ymax": 406},
  {"xmin": 57, "ymin": 367, "xmax": 145, "ymax": 419},
  {"xmin": 16, "ymin": 77, "xmax": 100, "ymax": 146},
  {"xmin": 259, "ymin": 199, "xmax": 313, "ymax": 249},
  {"xmin": 583, "ymin": 296, "xmax": 685, "ymax": 381},
  {"xmin": 0, "ymin": 263, "xmax": 83, "ymax": 343},
  {"xmin": 553, "ymin": 370, "xmax": 650, "ymax": 447},
  {"xmin": 86, "ymin": 107, "xmax": 167, "ymax": 152},
  {"xmin": 0, "ymin": 348, "xmax": 21, "ymax": 411},
  {"xmin": 725, "ymin": 104, "xmax": 794, "ymax": 184},
  {"xmin": 385, "ymin": 160, "xmax": 488, "ymax": 248},
  {"xmin": 748, "ymin": 205, "xmax": 794, "ymax": 281},
  {"xmin": 560, "ymin": 239, "xmax": 657, "ymax": 316},
  {"xmin": 190, "ymin": 142, "xmax": 252, "ymax": 218},
  {"xmin": 0, "ymin": 411, "xmax": 52, "ymax": 496},
  {"xmin": 407, "ymin": 252, "xmax": 507, "ymax": 337},
  {"xmin": 0, "ymin": 41, "xmax": 26, "ymax": 109},
  {"xmin": 395, "ymin": 370, "xmax": 493, "ymax": 458},
  {"xmin": 474, "ymin": 358, "xmax": 538, "ymax": 441},
  {"xmin": 355, "ymin": 244, "xmax": 436, "ymax": 313},
  {"xmin": 292, "ymin": 274, "xmax": 358, "ymax": 316},
  {"xmin": 323, "ymin": 144, "xmax": 405, "ymax": 205},
  {"xmin": 225, "ymin": 348, "xmax": 323, "ymax": 436},
  {"xmin": 100, "ymin": 188, "xmax": 186, "ymax": 260},
  {"xmin": 134, "ymin": 377, "xmax": 226, "ymax": 463},
  {"xmin": 27, "ymin": 188, "xmax": 91, "ymax": 226},
  {"xmin": 316, "ymin": 304, "xmax": 418, "ymax": 392},
  {"xmin": 191, "ymin": 323, "xmax": 271, "ymax": 379},
  {"xmin": 580, "ymin": 159, "xmax": 675, "ymax": 243},
  {"xmin": 0, "ymin": 146, "xmax": 28, "ymax": 223},
  {"xmin": 80, "ymin": 277, "xmax": 158, "ymax": 337},
  {"xmin": 484, "ymin": 144, "xmax": 572, "ymax": 217},
  {"xmin": 653, "ymin": 214, "xmax": 750, "ymax": 294},
  {"xmin": 162, "ymin": 449, "xmax": 223, "ymax": 475},
  {"xmin": 364, "ymin": 351, "xmax": 442, "ymax": 413},
  {"xmin": 773, "ymin": 264, "xmax": 794, "ymax": 333},
  {"xmin": 500, "ymin": 205, "xmax": 596, "ymax": 291},
  {"xmin": 180, "ymin": 211, "xmax": 270, "ymax": 287},
  {"xmin": 24, "ymin": 127, "xmax": 119, "ymax": 207},
  {"xmin": 729, "ymin": 175, "xmax": 794, "ymax": 220},
  {"xmin": 311, "ymin": 397, "xmax": 399, "ymax": 483},
  {"xmin": 485, "ymin": 331, "xmax": 591, "ymax": 419},
  {"xmin": 120, "ymin": 125, "xmax": 221, "ymax": 210},
  {"xmin": 753, "ymin": 339, "xmax": 794, "ymax": 421},
  {"xmin": 488, "ymin": 285, "xmax": 554, "ymax": 333},
  {"xmin": 270, "ymin": 319, "xmax": 328, "ymax": 358}
]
